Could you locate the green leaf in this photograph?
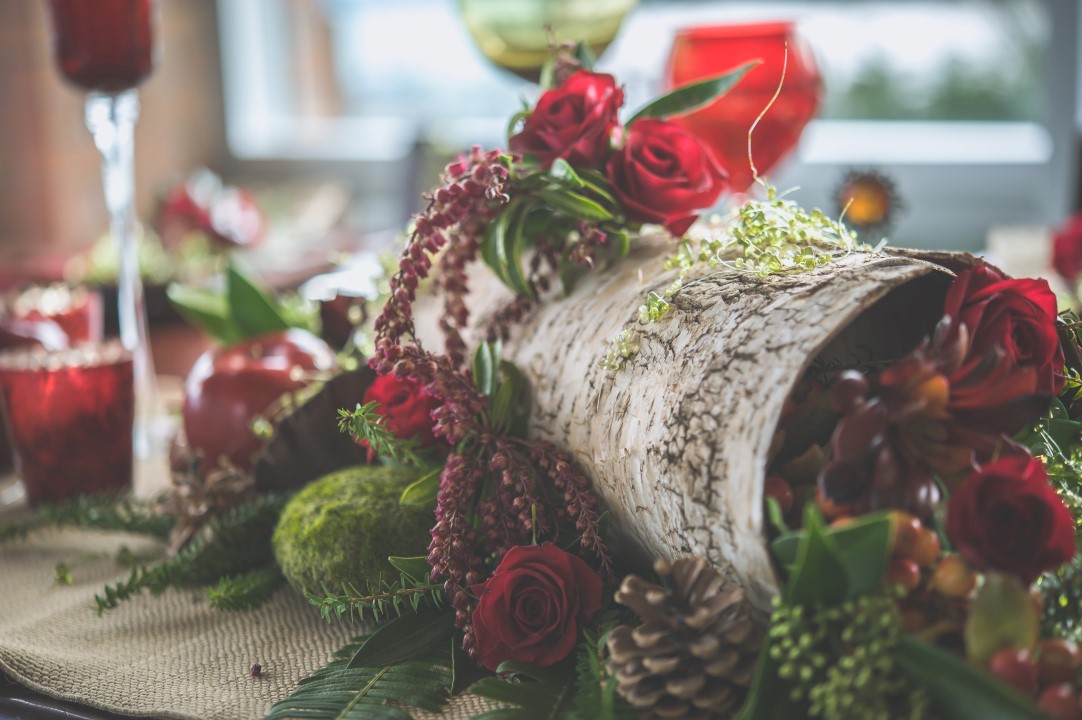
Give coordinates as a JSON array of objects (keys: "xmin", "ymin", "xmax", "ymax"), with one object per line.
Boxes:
[
  {"xmin": 894, "ymin": 635, "xmax": 1045, "ymax": 720},
  {"xmin": 784, "ymin": 504, "xmax": 847, "ymax": 606},
  {"xmin": 507, "ymin": 109, "xmax": 531, "ymax": 144},
  {"xmin": 489, "ymin": 360, "xmax": 528, "ymax": 434},
  {"xmin": 226, "ymin": 264, "xmax": 292, "ymax": 337},
  {"xmin": 627, "ymin": 60, "xmax": 760, "ymax": 125},
  {"xmin": 539, "ymin": 188, "xmax": 614, "ymax": 222},
  {"xmin": 265, "ymin": 632, "xmax": 452, "ymax": 720},
  {"xmin": 387, "ymin": 556, "xmax": 431, "ymax": 583},
  {"xmin": 772, "ymin": 511, "xmax": 891, "ymax": 599},
  {"xmin": 348, "ymin": 605, "xmax": 455, "ymax": 668},
  {"xmin": 398, "ymin": 466, "xmax": 441, "ymax": 507},
  {"xmin": 610, "ymin": 229, "xmax": 631, "ymax": 258},
  {"xmin": 502, "ymin": 204, "xmax": 533, "ymax": 298},
  {"xmin": 549, "ymin": 158, "xmax": 585, "ymax": 189},
  {"xmin": 765, "ymin": 497, "xmax": 790, "ymax": 536},
  {"xmin": 735, "ymin": 635, "xmax": 802, "ymax": 720},
  {"xmin": 166, "ymin": 283, "xmax": 240, "ymax": 344},
  {"xmin": 472, "ymin": 341, "xmax": 499, "ymax": 396},
  {"xmin": 575, "ymin": 169, "xmax": 619, "ymax": 208}
]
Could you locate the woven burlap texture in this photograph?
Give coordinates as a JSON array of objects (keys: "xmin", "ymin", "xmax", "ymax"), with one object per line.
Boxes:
[{"xmin": 0, "ymin": 526, "xmax": 495, "ymax": 720}]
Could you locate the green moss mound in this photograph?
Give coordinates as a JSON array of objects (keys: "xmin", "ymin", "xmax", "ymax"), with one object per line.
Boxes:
[{"xmin": 272, "ymin": 465, "xmax": 433, "ymax": 594}]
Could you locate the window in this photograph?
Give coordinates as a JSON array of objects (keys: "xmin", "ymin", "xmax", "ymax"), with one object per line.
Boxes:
[{"xmin": 218, "ymin": 0, "xmax": 1080, "ymax": 250}]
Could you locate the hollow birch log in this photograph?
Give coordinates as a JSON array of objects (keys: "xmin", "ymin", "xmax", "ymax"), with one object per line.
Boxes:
[{"xmin": 439, "ymin": 236, "xmax": 962, "ymax": 610}]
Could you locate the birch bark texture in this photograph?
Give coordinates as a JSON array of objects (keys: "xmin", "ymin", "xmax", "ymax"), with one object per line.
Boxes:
[{"xmin": 453, "ymin": 239, "xmax": 959, "ymax": 609}]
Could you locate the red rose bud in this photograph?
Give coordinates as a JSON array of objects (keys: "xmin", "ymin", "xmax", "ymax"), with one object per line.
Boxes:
[
  {"xmin": 1053, "ymin": 211, "xmax": 1082, "ymax": 285},
  {"xmin": 159, "ymin": 170, "xmax": 265, "ymax": 250},
  {"xmin": 946, "ymin": 449, "xmax": 1076, "ymax": 585},
  {"xmin": 360, "ymin": 372, "xmax": 443, "ymax": 459},
  {"xmin": 942, "ymin": 266, "xmax": 1064, "ymax": 432},
  {"xmin": 605, "ymin": 118, "xmax": 728, "ymax": 236},
  {"xmin": 509, "ymin": 70, "xmax": 623, "ymax": 169},
  {"xmin": 471, "ymin": 543, "xmax": 602, "ymax": 671}
]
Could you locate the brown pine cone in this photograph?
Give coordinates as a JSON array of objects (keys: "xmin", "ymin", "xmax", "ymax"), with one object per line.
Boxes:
[{"xmin": 607, "ymin": 557, "xmax": 764, "ymax": 720}]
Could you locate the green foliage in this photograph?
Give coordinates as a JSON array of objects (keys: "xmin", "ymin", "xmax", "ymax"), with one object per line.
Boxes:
[
  {"xmin": 95, "ymin": 494, "xmax": 286, "ymax": 613},
  {"xmin": 1039, "ymin": 556, "xmax": 1082, "ymax": 643},
  {"xmin": 167, "ymin": 262, "xmax": 319, "ymax": 344},
  {"xmin": 337, "ymin": 403, "xmax": 430, "ymax": 468},
  {"xmin": 472, "ymin": 343, "xmax": 531, "ymax": 436},
  {"xmin": 469, "ymin": 659, "xmax": 578, "ymax": 720},
  {"xmin": 273, "ymin": 466, "xmax": 434, "ymax": 595},
  {"xmin": 206, "ymin": 566, "xmax": 284, "ymax": 612},
  {"xmin": 570, "ymin": 621, "xmax": 636, "ymax": 720},
  {"xmin": 306, "ymin": 573, "xmax": 444, "ymax": 625},
  {"xmin": 263, "ymin": 630, "xmax": 453, "ymax": 720},
  {"xmin": 627, "ymin": 61, "xmax": 759, "ymax": 125},
  {"xmin": 348, "ymin": 606, "xmax": 455, "ymax": 668},
  {"xmin": 0, "ymin": 494, "xmax": 174, "ymax": 545},
  {"xmin": 894, "ymin": 635, "xmax": 1044, "ymax": 720}
]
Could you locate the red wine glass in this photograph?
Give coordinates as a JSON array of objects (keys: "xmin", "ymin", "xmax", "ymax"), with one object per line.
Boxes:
[
  {"xmin": 45, "ymin": 0, "xmax": 161, "ymax": 460},
  {"xmin": 665, "ymin": 21, "xmax": 823, "ymax": 195}
]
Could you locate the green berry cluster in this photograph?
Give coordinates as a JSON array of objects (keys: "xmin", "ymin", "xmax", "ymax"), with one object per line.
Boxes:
[
  {"xmin": 598, "ymin": 329, "xmax": 641, "ymax": 373},
  {"xmin": 768, "ymin": 595, "xmax": 933, "ymax": 720}
]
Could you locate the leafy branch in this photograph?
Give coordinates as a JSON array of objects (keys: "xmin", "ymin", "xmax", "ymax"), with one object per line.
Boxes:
[
  {"xmin": 95, "ymin": 494, "xmax": 286, "ymax": 614},
  {"xmin": 306, "ymin": 572, "xmax": 445, "ymax": 625},
  {"xmin": 338, "ymin": 401, "xmax": 430, "ymax": 468},
  {"xmin": 0, "ymin": 494, "xmax": 174, "ymax": 545},
  {"xmin": 206, "ymin": 566, "xmax": 284, "ymax": 612}
]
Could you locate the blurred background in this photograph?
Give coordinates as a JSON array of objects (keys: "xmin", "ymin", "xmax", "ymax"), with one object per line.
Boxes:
[{"xmin": 1, "ymin": 0, "xmax": 1080, "ymax": 300}]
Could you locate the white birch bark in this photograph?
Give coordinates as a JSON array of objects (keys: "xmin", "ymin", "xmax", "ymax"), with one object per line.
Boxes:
[{"xmin": 438, "ymin": 238, "xmax": 959, "ymax": 609}]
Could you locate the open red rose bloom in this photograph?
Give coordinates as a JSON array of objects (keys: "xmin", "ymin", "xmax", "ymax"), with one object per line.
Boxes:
[{"xmin": 471, "ymin": 543, "xmax": 603, "ymax": 671}]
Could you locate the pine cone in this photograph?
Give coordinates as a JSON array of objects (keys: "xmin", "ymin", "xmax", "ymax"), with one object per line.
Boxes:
[{"xmin": 607, "ymin": 557, "xmax": 764, "ymax": 720}]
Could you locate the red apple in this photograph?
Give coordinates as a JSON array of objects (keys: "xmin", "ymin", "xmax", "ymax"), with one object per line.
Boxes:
[{"xmin": 182, "ymin": 328, "xmax": 337, "ymax": 472}]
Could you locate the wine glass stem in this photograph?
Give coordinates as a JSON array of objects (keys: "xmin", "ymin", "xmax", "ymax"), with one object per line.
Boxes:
[{"xmin": 84, "ymin": 90, "xmax": 158, "ymax": 460}]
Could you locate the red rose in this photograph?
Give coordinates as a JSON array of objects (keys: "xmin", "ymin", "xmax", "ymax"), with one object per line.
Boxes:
[
  {"xmin": 606, "ymin": 118, "xmax": 728, "ymax": 236},
  {"xmin": 361, "ymin": 373, "xmax": 442, "ymax": 458},
  {"xmin": 942, "ymin": 265, "xmax": 1064, "ymax": 434},
  {"xmin": 471, "ymin": 543, "xmax": 602, "ymax": 671},
  {"xmin": 1053, "ymin": 211, "xmax": 1082, "ymax": 283},
  {"xmin": 509, "ymin": 70, "xmax": 623, "ymax": 170},
  {"xmin": 947, "ymin": 450, "xmax": 1075, "ymax": 584}
]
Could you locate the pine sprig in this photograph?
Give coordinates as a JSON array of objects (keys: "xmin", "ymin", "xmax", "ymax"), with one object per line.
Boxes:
[
  {"xmin": 338, "ymin": 401, "xmax": 429, "ymax": 468},
  {"xmin": 0, "ymin": 494, "xmax": 174, "ymax": 545},
  {"xmin": 263, "ymin": 631, "xmax": 452, "ymax": 720},
  {"xmin": 206, "ymin": 566, "xmax": 284, "ymax": 612},
  {"xmin": 571, "ymin": 618, "xmax": 636, "ymax": 720},
  {"xmin": 95, "ymin": 494, "xmax": 287, "ymax": 614},
  {"xmin": 306, "ymin": 573, "xmax": 445, "ymax": 624}
]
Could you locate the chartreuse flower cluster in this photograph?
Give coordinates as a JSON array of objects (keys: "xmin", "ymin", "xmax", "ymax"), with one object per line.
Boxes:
[{"xmin": 600, "ymin": 184, "xmax": 866, "ymax": 372}]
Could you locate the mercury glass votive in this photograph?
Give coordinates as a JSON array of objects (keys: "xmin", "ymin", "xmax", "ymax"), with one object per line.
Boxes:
[{"xmin": 0, "ymin": 341, "xmax": 134, "ymax": 505}]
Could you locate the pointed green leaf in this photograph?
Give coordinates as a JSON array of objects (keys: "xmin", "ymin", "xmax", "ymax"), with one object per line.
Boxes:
[
  {"xmin": 894, "ymin": 635, "xmax": 1045, "ymax": 720},
  {"xmin": 627, "ymin": 60, "xmax": 760, "ymax": 125},
  {"xmin": 549, "ymin": 158, "xmax": 585, "ymax": 189},
  {"xmin": 576, "ymin": 169, "xmax": 619, "ymax": 207},
  {"xmin": 166, "ymin": 283, "xmax": 240, "ymax": 344},
  {"xmin": 348, "ymin": 605, "xmax": 455, "ymax": 668},
  {"xmin": 610, "ymin": 229, "xmax": 631, "ymax": 258},
  {"xmin": 399, "ymin": 466, "xmax": 442, "ymax": 507},
  {"xmin": 387, "ymin": 556, "xmax": 432, "ymax": 583},
  {"xmin": 226, "ymin": 264, "xmax": 291, "ymax": 338},
  {"xmin": 830, "ymin": 513, "xmax": 892, "ymax": 598},
  {"xmin": 734, "ymin": 635, "xmax": 801, "ymax": 720},
  {"xmin": 501, "ymin": 203, "xmax": 534, "ymax": 297},
  {"xmin": 540, "ymin": 188, "xmax": 614, "ymax": 222},
  {"xmin": 473, "ymin": 342, "xmax": 497, "ymax": 396},
  {"xmin": 785, "ymin": 504, "xmax": 847, "ymax": 606}
]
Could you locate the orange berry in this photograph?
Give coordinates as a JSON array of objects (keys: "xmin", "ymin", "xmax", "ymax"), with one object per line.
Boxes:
[
  {"xmin": 1037, "ymin": 684, "xmax": 1079, "ymax": 720},
  {"xmin": 931, "ymin": 554, "xmax": 976, "ymax": 598},
  {"xmin": 1037, "ymin": 639, "xmax": 1082, "ymax": 687},
  {"xmin": 888, "ymin": 511, "xmax": 922, "ymax": 557},
  {"xmin": 910, "ymin": 527, "xmax": 942, "ymax": 567},
  {"xmin": 911, "ymin": 374, "xmax": 950, "ymax": 413},
  {"xmin": 764, "ymin": 475, "xmax": 794, "ymax": 515},
  {"xmin": 885, "ymin": 557, "xmax": 922, "ymax": 594}
]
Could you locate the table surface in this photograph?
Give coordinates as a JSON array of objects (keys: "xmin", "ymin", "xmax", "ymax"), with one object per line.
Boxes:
[{"xmin": 0, "ymin": 676, "xmax": 150, "ymax": 720}]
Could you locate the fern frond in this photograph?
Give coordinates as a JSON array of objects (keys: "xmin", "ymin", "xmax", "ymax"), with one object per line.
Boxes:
[
  {"xmin": 206, "ymin": 566, "xmax": 284, "ymax": 611},
  {"xmin": 338, "ymin": 402, "xmax": 428, "ymax": 467},
  {"xmin": 306, "ymin": 573, "xmax": 445, "ymax": 625},
  {"xmin": 0, "ymin": 494, "xmax": 174, "ymax": 545},
  {"xmin": 570, "ymin": 622, "xmax": 636, "ymax": 720},
  {"xmin": 264, "ymin": 632, "xmax": 452, "ymax": 720},
  {"xmin": 95, "ymin": 494, "xmax": 287, "ymax": 613}
]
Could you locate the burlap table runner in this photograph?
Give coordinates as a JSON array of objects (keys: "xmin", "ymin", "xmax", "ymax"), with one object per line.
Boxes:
[{"xmin": 0, "ymin": 462, "xmax": 495, "ymax": 719}]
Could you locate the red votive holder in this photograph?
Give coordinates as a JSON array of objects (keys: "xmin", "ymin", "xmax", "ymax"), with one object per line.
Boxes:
[
  {"xmin": 0, "ymin": 341, "xmax": 134, "ymax": 505},
  {"xmin": 46, "ymin": 0, "xmax": 156, "ymax": 93}
]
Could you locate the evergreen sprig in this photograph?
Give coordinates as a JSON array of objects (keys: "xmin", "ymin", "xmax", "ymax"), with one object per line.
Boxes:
[
  {"xmin": 306, "ymin": 573, "xmax": 445, "ymax": 625},
  {"xmin": 0, "ymin": 494, "xmax": 174, "ymax": 545},
  {"xmin": 263, "ymin": 630, "xmax": 452, "ymax": 720},
  {"xmin": 338, "ymin": 401, "xmax": 428, "ymax": 467},
  {"xmin": 206, "ymin": 566, "xmax": 284, "ymax": 612},
  {"xmin": 95, "ymin": 494, "xmax": 286, "ymax": 614},
  {"xmin": 571, "ymin": 619, "xmax": 637, "ymax": 720}
]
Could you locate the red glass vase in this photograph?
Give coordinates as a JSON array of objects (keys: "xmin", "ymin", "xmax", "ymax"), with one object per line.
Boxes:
[
  {"xmin": 0, "ymin": 342, "xmax": 134, "ymax": 505},
  {"xmin": 46, "ymin": 0, "xmax": 155, "ymax": 93},
  {"xmin": 665, "ymin": 21, "xmax": 822, "ymax": 194}
]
